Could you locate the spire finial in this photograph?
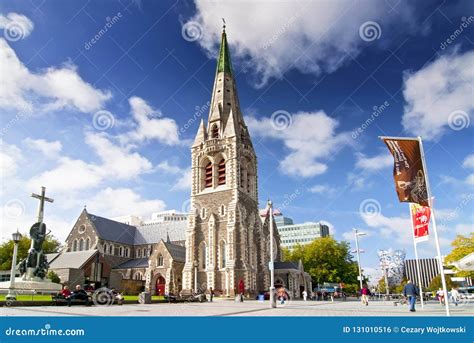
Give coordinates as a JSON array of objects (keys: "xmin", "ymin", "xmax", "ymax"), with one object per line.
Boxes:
[{"xmin": 222, "ymin": 18, "xmax": 226, "ymax": 32}]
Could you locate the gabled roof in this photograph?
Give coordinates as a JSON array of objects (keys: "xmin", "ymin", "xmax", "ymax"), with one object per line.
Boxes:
[
  {"xmin": 88, "ymin": 213, "xmax": 136, "ymax": 245},
  {"xmin": 113, "ymin": 258, "xmax": 149, "ymax": 269},
  {"xmin": 163, "ymin": 241, "xmax": 186, "ymax": 262},
  {"xmin": 49, "ymin": 250, "xmax": 97, "ymax": 269},
  {"xmin": 134, "ymin": 221, "xmax": 186, "ymax": 245}
]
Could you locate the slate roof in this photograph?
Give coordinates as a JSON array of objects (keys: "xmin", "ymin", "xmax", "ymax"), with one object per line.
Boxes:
[
  {"xmin": 45, "ymin": 253, "xmax": 60, "ymax": 264},
  {"xmin": 134, "ymin": 221, "xmax": 186, "ymax": 245},
  {"xmin": 164, "ymin": 242, "xmax": 186, "ymax": 262},
  {"xmin": 274, "ymin": 261, "xmax": 299, "ymax": 270},
  {"xmin": 88, "ymin": 213, "xmax": 136, "ymax": 245},
  {"xmin": 49, "ymin": 250, "xmax": 97, "ymax": 269},
  {"xmin": 113, "ymin": 258, "xmax": 149, "ymax": 269}
]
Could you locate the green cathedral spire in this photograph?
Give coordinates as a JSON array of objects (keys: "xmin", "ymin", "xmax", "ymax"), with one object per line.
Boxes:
[{"xmin": 217, "ymin": 28, "xmax": 233, "ymax": 74}]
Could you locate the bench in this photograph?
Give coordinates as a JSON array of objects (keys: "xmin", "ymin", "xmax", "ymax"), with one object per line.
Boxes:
[{"xmin": 52, "ymin": 294, "xmax": 92, "ymax": 306}]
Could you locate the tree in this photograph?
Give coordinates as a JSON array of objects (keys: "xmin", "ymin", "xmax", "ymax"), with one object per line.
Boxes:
[
  {"xmin": 428, "ymin": 274, "xmax": 454, "ymax": 292},
  {"xmin": 0, "ymin": 234, "xmax": 62, "ymax": 270},
  {"xmin": 444, "ymin": 233, "xmax": 474, "ymax": 278},
  {"xmin": 47, "ymin": 270, "xmax": 61, "ymax": 284},
  {"xmin": 284, "ymin": 236, "xmax": 359, "ymax": 288}
]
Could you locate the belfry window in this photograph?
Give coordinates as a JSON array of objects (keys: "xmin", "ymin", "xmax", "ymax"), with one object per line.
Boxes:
[
  {"xmin": 218, "ymin": 159, "xmax": 226, "ymax": 185},
  {"xmin": 205, "ymin": 162, "xmax": 213, "ymax": 188},
  {"xmin": 211, "ymin": 124, "xmax": 219, "ymax": 138}
]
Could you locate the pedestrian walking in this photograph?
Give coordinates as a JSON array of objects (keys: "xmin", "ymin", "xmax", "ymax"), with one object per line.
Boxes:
[
  {"xmin": 403, "ymin": 280, "xmax": 419, "ymax": 312},
  {"xmin": 436, "ymin": 288, "xmax": 445, "ymax": 305},
  {"xmin": 209, "ymin": 287, "xmax": 214, "ymax": 302},
  {"xmin": 450, "ymin": 287, "xmax": 460, "ymax": 306},
  {"xmin": 361, "ymin": 284, "xmax": 370, "ymax": 306},
  {"xmin": 302, "ymin": 290, "xmax": 307, "ymax": 301}
]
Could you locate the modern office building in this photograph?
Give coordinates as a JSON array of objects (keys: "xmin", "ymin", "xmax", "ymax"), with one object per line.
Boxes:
[
  {"xmin": 277, "ymin": 218, "xmax": 330, "ymax": 250},
  {"xmin": 404, "ymin": 257, "xmax": 440, "ymax": 288}
]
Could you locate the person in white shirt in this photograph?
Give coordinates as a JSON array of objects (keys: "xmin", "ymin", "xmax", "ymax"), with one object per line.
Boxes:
[
  {"xmin": 302, "ymin": 290, "xmax": 307, "ymax": 301},
  {"xmin": 450, "ymin": 287, "xmax": 460, "ymax": 306}
]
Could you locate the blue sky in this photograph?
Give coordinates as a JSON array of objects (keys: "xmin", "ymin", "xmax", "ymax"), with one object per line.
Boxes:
[{"xmin": 0, "ymin": 0, "xmax": 473, "ymax": 282}]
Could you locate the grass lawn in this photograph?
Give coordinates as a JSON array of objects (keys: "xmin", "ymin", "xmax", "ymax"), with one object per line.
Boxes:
[
  {"xmin": 0, "ymin": 294, "xmax": 53, "ymax": 301},
  {"xmin": 122, "ymin": 295, "xmax": 164, "ymax": 301}
]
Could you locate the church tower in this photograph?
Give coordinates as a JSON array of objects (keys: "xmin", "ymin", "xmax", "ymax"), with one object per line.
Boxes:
[{"xmin": 182, "ymin": 25, "xmax": 271, "ymax": 296}]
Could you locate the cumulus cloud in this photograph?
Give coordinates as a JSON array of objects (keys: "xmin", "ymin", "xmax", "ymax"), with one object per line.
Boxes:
[
  {"xmin": 86, "ymin": 187, "xmax": 166, "ymax": 218},
  {"xmin": 28, "ymin": 132, "xmax": 152, "ymax": 193},
  {"xmin": 123, "ymin": 96, "xmax": 180, "ymax": 145},
  {"xmin": 0, "ymin": 139, "xmax": 23, "ymax": 178},
  {"xmin": 246, "ymin": 111, "xmax": 351, "ymax": 177},
  {"xmin": 0, "ymin": 38, "xmax": 111, "ymax": 112},
  {"xmin": 355, "ymin": 152, "xmax": 392, "ymax": 172},
  {"xmin": 23, "ymin": 138, "xmax": 62, "ymax": 159},
  {"xmin": 187, "ymin": 0, "xmax": 416, "ymax": 87},
  {"xmin": 171, "ymin": 169, "xmax": 192, "ymax": 191},
  {"xmin": 463, "ymin": 153, "xmax": 474, "ymax": 186},
  {"xmin": 0, "ymin": 13, "xmax": 34, "ymax": 40},
  {"xmin": 402, "ymin": 50, "xmax": 474, "ymax": 140},
  {"xmin": 309, "ymin": 184, "xmax": 337, "ymax": 195}
]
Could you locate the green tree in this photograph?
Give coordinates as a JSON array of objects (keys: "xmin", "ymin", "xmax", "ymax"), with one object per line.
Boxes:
[
  {"xmin": 284, "ymin": 236, "xmax": 359, "ymax": 287},
  {"xmin": 444, "ymin": 233, "xmax": 474, "ymax": 278},
  {"xmin": 0, "ymin": 234, "xmax": 61, "ymax": 270},
  {"xmin": 428, "ymin": 274, "xmax": 454, "ymax": 292},
  {"xmin": 47, "ymin": 270, "xmax": 61, "ymax": 284}
]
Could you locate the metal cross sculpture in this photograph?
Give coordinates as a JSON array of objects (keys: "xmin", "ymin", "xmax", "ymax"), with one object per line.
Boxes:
[{"xmin": 31, "ymin": 186, "xmax": 54, "ymax": 224}]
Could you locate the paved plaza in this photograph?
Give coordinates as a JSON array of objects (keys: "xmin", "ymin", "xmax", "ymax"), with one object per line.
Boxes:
[{"xmin": 2, "ymin": 299, "xmax": 472, "ymax": 317}]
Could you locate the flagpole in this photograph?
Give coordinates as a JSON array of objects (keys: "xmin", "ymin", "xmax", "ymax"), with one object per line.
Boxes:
[
  {"xmin": 409, "ymin": 204, "xmax": 424, "ymax": 309},
  {"xmin": 417, "ymin": 137, "xmax": 450, "ymax": 316}
]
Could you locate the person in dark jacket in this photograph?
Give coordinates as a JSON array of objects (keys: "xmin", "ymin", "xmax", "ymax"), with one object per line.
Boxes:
[{"xmin": 403, "ymin": 280, "xmax": 419, "ymax": 312}]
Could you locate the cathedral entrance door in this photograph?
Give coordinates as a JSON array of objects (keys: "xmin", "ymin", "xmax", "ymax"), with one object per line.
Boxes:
[{"xmin": 156, "ymin": 276, "xmax": 166, "ymax": 295}]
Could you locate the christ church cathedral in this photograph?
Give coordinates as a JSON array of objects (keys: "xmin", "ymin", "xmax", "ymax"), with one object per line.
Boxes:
[{"xmin": 48, "ymin": 27, "xmax": 312, "ymax": 299}]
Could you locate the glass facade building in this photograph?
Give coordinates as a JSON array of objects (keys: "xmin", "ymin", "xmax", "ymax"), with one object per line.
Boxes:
[{"xmin": 276, "ymin": 218, "xmax": 330, "ymax": 250}]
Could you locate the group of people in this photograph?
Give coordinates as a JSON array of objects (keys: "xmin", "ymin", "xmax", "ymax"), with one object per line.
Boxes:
[{"xmin": 59, "ymin": 284, "xmax": 124, "ymax": 306}]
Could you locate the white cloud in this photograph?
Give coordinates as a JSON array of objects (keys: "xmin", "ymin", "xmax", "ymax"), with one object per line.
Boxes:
[
  {"xmin": 463, "ymin": 154, "xmax": 474, "ymax": 169},
  {"xmin": 402, "ymin": 50, "xmax": 474, "ymax": 140},
  {"xmin": 0, "ymin": 139, "xmax": 23, "ymax": 178},
  {"xmin": 28, "ymin": 132, "xmax": 153, "ymax": 193},
  {"xmin": 355, "ymin": 152, "xmax": 392, "ymax": 172},
  {"xmin": 123, "ymin": 96, "xmax": 180, "ymax": 145},
  {"xmin": 171, "ymin": 169, "xmax": 192, "ymax": 191},
  {"xmin": 0, "ymin": 38, "xmax": 111, "ymax": 113},
  {"xmin": 86, "ymin": 187, "xmax": 166, "ymax": 218},
  {"xmin": 0, "ymin": 13, "xmax": 34, "ymax": 39},
  {"xmin": 309, "ymin": 184, "xmax": 337, "ymax": 195},
  {"xmin": 188, "ymin": 0, "xmax": 416, "ymax": 87},
  {"xmin": 247, "ymin": 111, "xmax": 351, "ymax": 177},
  {"xmin": 23, "ymin": 138, "xmax": 62, "ymax": 159}
]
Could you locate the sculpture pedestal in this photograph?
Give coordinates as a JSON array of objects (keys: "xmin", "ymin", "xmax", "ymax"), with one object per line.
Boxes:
[{"xmin": 0, "ymin": 277, "xmax": 62, "ymax": 294}]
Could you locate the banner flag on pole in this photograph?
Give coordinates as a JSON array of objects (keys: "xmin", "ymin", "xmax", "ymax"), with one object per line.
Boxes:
[
  {"xmin": 380, "ymin": 137, "xmax": 429, "ymax": 207},
  {"xmin": 410, "ymin": 203, "xmax": 430, "ymax": 243}
]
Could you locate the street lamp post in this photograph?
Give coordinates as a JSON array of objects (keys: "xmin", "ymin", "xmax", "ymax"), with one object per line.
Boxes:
[
  {"xmin": 193, "ymin": 260, "xmax": 198, "ymax": 293},
  {"xmin": 268, "ymin": 200, "xmax": 276, "ymax": 308},
  {"xmin": 6, "ymin": 230, "xmax": 22, "ymax": 301},
  {"xmin": 353, "ymin": 228, "xmax": 366, "ymax": 291}
]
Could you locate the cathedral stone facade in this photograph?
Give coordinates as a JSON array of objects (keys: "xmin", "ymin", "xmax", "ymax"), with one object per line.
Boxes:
[{"xmin": 182, "ymin": 27, "xmax": 276, "ymax": 296}]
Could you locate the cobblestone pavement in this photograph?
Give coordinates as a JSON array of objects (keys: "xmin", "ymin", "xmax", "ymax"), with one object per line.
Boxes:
[{"xmin": 2, "ymin": 299, "xmax": 472, "ymax": 317}]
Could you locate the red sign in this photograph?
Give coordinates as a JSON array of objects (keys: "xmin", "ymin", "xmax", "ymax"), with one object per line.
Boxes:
[{"xmin": 410, "ymin": 203, "xmax": 430, "ymax": 242}]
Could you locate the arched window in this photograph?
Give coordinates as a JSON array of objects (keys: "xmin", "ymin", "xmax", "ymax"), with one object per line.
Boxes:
[
  {"xmin": 133, "ymin": 272, "xmax": 143, "ymax": 280},
  {"xmin": 137, "ymin": 248, "xmax": 141, "ymax": 258},
  {"xmin": 79, "ymin": 238, "xmax": 84, "ymax": 251},
  {"xmin": 125, "ymin": 248, "xmax": 129, "ymax": 258},
  {"xmin": 119, "ymin": 246, "xmax": 123, "ymax": 257},
  {"xmin": 158, "ymin": 254, "xmax": 164, "ymax": 266},
  {"xmin": 220, "ymin": 241, "xmax": 226, "ymax": 269},
  {"xmin": 72, "ymin": 240, "xmax": 78, "ymax": 251},
  {"xmin": 211, "ymin": 124, "xmax": 219, "ymax": 138},
  {"xmin": 220, "ymin": 205, "xmax": 226, "ymax": 216},
  {"xmin": 103, "ymin": 243, "xmax": 108, "ymax": 254},
  {"xmin": 109, "ymin": 245, "xmax": 113, "ymax": 255},
  {"xmin": 200, "ymin": 242, "xmax": 207, "ymax": 270},
  {"xmin": 217, "ymin": 159, "xmax": 226, "ymax": 185},
  {"xmin": 204, "ymin": 162, "xmax": 212, "ymax": 188},
  {"xmin": 85, "ymin": 238, "xmax": 90, "ymax": 250}
]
